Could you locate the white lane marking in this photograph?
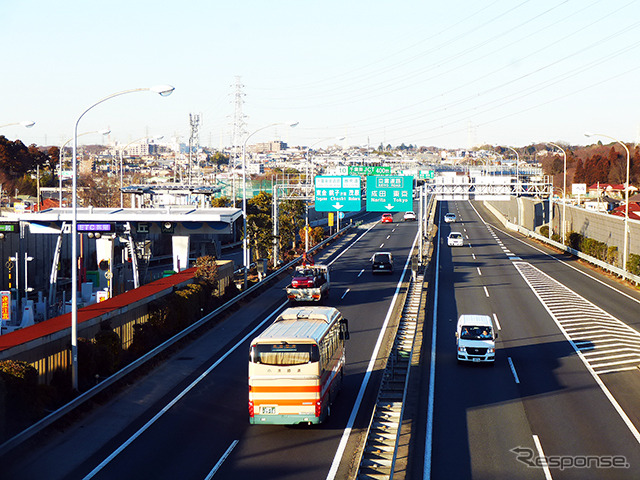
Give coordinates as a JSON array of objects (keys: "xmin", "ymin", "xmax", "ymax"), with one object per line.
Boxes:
[
  {"xmin": 82, "ymin": 303, "xmax": 289, "ymax": 479},
  {"xmin": 508, "ymin": 357, "xmax": 520, "ymax": 384},
  {"xmin": 327, "ymin": 226, "xmax": 419, "ymax": 480},
  {"xmin": 387, "ymin": 235, "xmax": 391, "ymax": 239},
  {"xmin": 205, "ymin": 440, "xmax": 239, "ymax": 479},
  {"xmin": 477, "ymin": 267, "xmax": 482, "ymax": 276},
  {"xmin": 483, "ymin": 286, "xmax": 489, "ymax": 297},
  {"xmin": 472, "ymin": 253, "xmax": 476, "ymax": 260},
  {"xmin": 358, "ymin": 269, "xmax": 365, "ymax": 277},
  {"xmin": 493, "ymin": 313, "xmax": 502, "ymax": 330},
  {"xmin": 532, "ymin": 435, "xmax": 553, "ymax": 480},
  {"xmin": 341, "ymin": 288, "xmax": 350, "ymax": 299}
]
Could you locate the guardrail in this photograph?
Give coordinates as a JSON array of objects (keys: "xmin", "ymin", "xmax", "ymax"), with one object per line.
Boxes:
[
  {"xmin": 482, "ymin": 201, "xmax": 640, "ymax": 286},
  {"xmin": 0, "ymin": 223, "xmax": 355, "ymax": 457}
]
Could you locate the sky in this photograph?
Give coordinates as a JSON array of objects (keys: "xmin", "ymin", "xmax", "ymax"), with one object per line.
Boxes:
[{"xmin": 2, "ymin": 0, "xmax": 639, "ymax": 151}]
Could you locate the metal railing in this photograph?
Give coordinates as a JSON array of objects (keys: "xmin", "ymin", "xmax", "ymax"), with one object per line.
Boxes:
[{"xmin": 0, "ymin": 223, "xmax": 354, "ymax": 456}]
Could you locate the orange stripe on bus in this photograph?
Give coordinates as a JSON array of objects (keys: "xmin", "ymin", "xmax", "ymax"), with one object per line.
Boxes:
[
  {"xmin": 251, "ymin": 385, "xmax": 320, "ymax": 393},
  {"xmin": 253, "ymin": 399, "xmax": 317, "ymax": 406}
]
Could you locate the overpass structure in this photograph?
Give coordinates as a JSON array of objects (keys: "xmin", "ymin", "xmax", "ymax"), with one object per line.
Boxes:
[{"xmin": 13, "ymin": 206, "xmax": 242, "ymax": 309}]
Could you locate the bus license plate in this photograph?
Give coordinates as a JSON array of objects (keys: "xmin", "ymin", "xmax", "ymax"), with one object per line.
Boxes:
[
  {"xmin": 473, "ymin": 358, "xmax": 481, "ymax": 362},
  {"xmin": 262, "ymin": 406, "xmax": 276, "ymax": 415}
]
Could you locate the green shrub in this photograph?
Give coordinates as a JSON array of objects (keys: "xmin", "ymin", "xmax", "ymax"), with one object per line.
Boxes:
[{"xmin": 628, "ymin": 253, "xmax": 640, "ymax": 276}]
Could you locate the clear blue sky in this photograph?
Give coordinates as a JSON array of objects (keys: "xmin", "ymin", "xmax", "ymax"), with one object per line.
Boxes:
[{"xmin": 2, "ymin": 0, "xmax": 639, "ymax": 150}]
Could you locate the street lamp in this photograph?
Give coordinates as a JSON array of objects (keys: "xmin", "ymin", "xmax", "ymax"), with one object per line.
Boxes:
[
  {"xmin": 0, "ymin": 120, "xmax": 35, "ymax": 129},
  {"xmin": 70, "ymin": 85, "xmax": 174, "ymax": 390},
  {"xmin": 119, "ymin": 135, "xmax": 164, "ymax": 207},
  {"xmin": 59, "ymin": 130, "xmax": 111, "ymax": 206},
  {"xmin": 584, "ymin": 132, "xmax": 631, "ymax": 273},
  {"xmin": 547, "ymin": 142, "xmax": 566, "ymax": 244},
  {"xmin": 241, "ymin": 121, "xmax": 298, "ymax": 288}
]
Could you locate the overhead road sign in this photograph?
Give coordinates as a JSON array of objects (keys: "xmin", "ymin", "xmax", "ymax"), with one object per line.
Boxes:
[
  {"xmin": 419, "ymin": 170, "xmax": 435, "ymax": 179},
  {"xmin": 335, "ymin": 166, "xmax": 391, "ymax": 176},
  {"xmin": 314, "ymin": 175, "xmax": 362, "ymax": 212},
  {"xmin": 366, "ymin": 175, "xmax": 413, "ymax": 212}
]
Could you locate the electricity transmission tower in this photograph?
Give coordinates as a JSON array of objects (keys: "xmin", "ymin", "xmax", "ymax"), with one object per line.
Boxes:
[
  {"xmin": 230, "ymin": 76, "xmax": 247, "ymax": 204},
  {"xmin": 189, "ymin": 113, "xmax": 200, "ymax": 184}
]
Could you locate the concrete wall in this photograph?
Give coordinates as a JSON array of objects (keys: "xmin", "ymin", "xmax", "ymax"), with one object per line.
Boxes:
[{"xmin": 485, "ymin": 196, "xmax": 640, "ymax": 267}]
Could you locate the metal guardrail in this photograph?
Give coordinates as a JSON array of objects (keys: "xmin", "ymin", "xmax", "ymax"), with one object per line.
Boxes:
[
  {"xmin": 356, "ymin": 273, "xmax": 424, "ymax": 479},
  {"xmin": 0, "ymin": 223, "xmax": 354, "ymax": 457},
  {"xmin": 482, "ymin": 200, "xmax": 640, "ymax": 286}
]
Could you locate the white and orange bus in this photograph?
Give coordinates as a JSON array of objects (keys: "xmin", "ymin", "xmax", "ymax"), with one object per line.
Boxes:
[{"xmin": 248, "ymin": 306, "xmax": 350, "ymax": 425}]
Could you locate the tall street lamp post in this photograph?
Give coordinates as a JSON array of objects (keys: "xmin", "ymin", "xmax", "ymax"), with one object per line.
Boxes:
[
  {"xmin": 547, "ymin": 142, "xmax": 566, "ymax": 243},
  {"xmin": 585, "ymin": 132, "xmax": 630, "ymax": 273},
  {"xmin": 70, "ymin": 85, "xmax": 174, "ymax": 390},
  {"xmin": 241, "ymin": 122, "xmax": 298, "ymax": 288}
]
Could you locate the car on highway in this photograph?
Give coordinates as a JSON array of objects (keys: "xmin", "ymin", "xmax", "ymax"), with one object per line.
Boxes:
[
  {"xmin": 371, "ymin": 252, "xmax": 394, "ymax": 274},
  {"xmin": 455, "ymin": 314, "xmax": 497, "ymax": 364},
  {"xmin": 444, "ymin": 213, "xmax": 456, "ymax": 223},
  {"xmin": 381, "ymin": 213, "xmax": 394, "ymax": 223},
  {"xmin": 447, "ymin": 232, "xmax": 463, "ymax": 247},
  {"xmin": 403, "ymin": 211, "xmax": 416, "ymax": 221}
]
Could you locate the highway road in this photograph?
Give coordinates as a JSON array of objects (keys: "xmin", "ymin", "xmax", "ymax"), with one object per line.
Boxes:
[
  {"xmin": 424, "ymin": 200, "xmax": 640, "ymax": 479},
  {"xmin": 2, "ymin": 208, "xmax": 421, "ymax": 480}
]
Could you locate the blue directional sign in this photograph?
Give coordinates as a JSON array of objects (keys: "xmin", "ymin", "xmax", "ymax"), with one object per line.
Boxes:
[
  {"xmin": 366, "ymin": 175, "xmax": 413, "ymax": 212},
  {"xmin": 314, "ymin": 175, "xmax": 362, "ymax": 212}
]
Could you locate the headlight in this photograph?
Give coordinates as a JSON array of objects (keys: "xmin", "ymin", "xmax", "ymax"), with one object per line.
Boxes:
[
  {"xmin": 458, "ymin": 346, "xmax": 466, "ymax": 353},
  {"xmin": 487, "ymin": 348, "xmax": 495, "ymax": 354}
]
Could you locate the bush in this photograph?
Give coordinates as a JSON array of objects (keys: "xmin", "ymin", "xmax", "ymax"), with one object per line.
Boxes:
[
  {"xmin": 0, "ymin": 360, "xmax": 44, "ymax": 438},
  {"xmin": 628, "ymin": 254, "xmax": 640, "ymax": 276}
]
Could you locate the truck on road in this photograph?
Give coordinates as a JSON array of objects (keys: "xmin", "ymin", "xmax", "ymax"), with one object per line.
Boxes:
[{"xmin": 285, "ymin": 264, "xmax": 330, "ymax": 303}]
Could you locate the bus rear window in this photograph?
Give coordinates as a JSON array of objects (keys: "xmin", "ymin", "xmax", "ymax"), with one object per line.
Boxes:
[{"xmin": 250, "ymin": 343, "xmax": 320, "ymax": 365}]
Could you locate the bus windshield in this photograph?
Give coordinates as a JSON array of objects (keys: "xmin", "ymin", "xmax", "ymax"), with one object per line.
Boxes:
[{"xmin": 250, "ymin": 343, "xmax": 320, "ymax": 366}]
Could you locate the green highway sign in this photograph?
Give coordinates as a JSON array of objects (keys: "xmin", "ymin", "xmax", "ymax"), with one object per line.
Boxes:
[
  {"xmin": 314, "ymin": 175, "xmax": 362, "ymax": 212},
  {"xmin": 335, "ymin": 165, "xmax": 391, "ymax": 176},
  {"xmin": 349, "ymin": 165, "xmax": 391, "ymax": 176},
  {"xmin": 366, "ymin": 175, "xmax": 414, "ymax": 212},
  {"xmin": 419, "ymin": 170, "xmax": 435, "ymax": 179}
]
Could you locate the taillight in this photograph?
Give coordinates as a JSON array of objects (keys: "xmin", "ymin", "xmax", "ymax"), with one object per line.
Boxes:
[
  {"xmin": 248, "ymin": 401, "xmax": 254, "ymax": 417},
  {"xmin": 315, "ymin": 400, "xmax": 322, "ymax": 418}
]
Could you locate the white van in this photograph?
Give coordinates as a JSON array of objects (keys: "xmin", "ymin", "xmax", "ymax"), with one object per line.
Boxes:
[{"xmin": 455, "ymin": 314, "xmax": 497, "ymax": 363}]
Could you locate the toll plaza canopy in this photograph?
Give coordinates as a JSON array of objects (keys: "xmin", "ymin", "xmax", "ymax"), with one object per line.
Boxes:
[{"xmin": 13, "ymin": 206, "xmax": 243, "ymax": 235}]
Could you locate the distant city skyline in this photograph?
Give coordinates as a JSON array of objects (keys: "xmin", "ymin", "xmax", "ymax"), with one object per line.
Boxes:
[{"xmin": 2, "ymin": 0, "xmax": 639, "ymax": 150}]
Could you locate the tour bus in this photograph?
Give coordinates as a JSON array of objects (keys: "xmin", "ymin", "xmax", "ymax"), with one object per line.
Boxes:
[{"xmin": 248, "ymin": 306, "xmax": 350, "ymax": 425}]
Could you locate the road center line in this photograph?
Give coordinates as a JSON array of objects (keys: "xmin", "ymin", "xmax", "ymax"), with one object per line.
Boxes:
[
  {"xmin": 508, "ymin": 357, "xmax": 520, "ymax": 384},
  {"xmin": 205, "ymin": 440, "xmax": 239, "ymax": 479}
]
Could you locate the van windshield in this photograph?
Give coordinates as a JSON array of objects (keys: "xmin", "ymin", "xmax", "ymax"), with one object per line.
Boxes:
[
  {"xmin": 460, "ymin": 326, "xmax": 493, "ymax": 340},
  {"xmin": 250, "ymin": 343, "xmax": 320, "ymax": 365}
]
